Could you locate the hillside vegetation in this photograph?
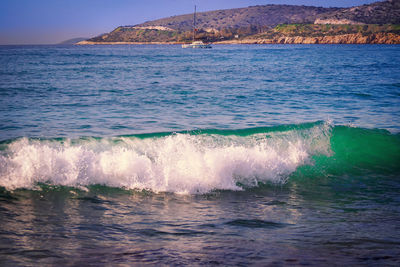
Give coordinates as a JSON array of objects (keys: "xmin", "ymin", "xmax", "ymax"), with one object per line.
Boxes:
[
  {"xmin": 254, "ymin": 24, "xmax": 400, "ymax": 38},
  {"xmin": 233, "ymin": 23, "xmax": 400, "ymax": 44}
]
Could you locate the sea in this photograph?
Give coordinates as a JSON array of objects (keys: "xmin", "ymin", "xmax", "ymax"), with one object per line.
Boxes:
[{"xmin": 0, "ymin": 44, "xmax": 399, "ymax": 266}]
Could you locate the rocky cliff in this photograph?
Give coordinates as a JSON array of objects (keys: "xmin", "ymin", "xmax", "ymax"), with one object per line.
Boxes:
[
  {"xmin": 239, "ymin": 24, "xmax": 400, "ymax": 44},
  {"xmin": 217, "ymin": 32, "xmax": 400, "ymax": 44}
]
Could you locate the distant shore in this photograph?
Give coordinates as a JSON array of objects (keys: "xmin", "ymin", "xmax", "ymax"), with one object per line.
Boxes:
[
  {"xmin": 215, "ymin": 33, "xmax": 400, "ymax": 45},
  {"xmin": 77, "ymin": 33, "xmax": 400, "ymax": 45},
  {"xmin": 77, "ymin": 41, "xmax": 181, "ymax": 45}
]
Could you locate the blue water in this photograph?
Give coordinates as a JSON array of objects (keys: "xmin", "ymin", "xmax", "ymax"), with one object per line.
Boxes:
[
  {"xmin": 0, "ymin": 44, "xmax": 400, "ymax": 265},
  {"xmin": 1, "ymin": 45, "xmax": 399, "ymax": 140}
]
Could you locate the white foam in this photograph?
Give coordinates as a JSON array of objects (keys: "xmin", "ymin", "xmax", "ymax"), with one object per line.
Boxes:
[{"xmin": 0, "ymin": 123, "xmax": 332, "ymax": 193}]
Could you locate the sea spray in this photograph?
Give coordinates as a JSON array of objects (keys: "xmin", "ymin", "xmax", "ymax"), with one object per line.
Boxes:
[{"xmin": 0, "ymin": 122, "xmax": 333, "ymax": 193}]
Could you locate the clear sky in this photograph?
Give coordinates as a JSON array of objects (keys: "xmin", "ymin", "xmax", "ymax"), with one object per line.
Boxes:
[{"xmin": 0, "ymin": 0, "xmax": 380, "ymax": 44}]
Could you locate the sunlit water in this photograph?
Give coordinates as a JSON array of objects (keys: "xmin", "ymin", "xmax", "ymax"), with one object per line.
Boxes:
[{"xmin": 0, "ymin": 44, "xmax": 399, "ymax": 266}]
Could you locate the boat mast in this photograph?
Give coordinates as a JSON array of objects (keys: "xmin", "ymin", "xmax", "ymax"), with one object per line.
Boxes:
[{"xmin": 193, "ymin": 5, "xmax": 196, "ymax": 41}]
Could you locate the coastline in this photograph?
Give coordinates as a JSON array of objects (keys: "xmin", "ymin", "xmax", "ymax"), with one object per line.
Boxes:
[
  {"xmin": 77, "ymin": 33, "xmax": 400, "ymax": 45},
  {"xmin": 76, "ymin": 40, "xmax": 182, "ymax": 45},
  {"xmin": 215, "ymin": 33, "xmax": 400, "ymax": 45}
]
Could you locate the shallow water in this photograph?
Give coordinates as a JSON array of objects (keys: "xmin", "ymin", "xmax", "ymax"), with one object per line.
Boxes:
[
  {"xmin": 0, "ymin": 44, "xmax": 400, "ymax": 266},
  {"xmin": 1, "ymin": 178, "xmax": 400, "ymax": 266}
]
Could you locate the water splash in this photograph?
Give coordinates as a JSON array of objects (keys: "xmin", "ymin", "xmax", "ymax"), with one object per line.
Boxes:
[{"xmin": 0, "ymin": 122, "xmax": 333, "ymax": 193}]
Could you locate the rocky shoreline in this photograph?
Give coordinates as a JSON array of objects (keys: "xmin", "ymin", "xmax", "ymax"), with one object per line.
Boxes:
[
  {"xmin": 215, "ymin": 33, "xmax": 400, "ymax": 45},
  {"xmin": 77, "ymin": 32, "xmax": 400, "ymax": 45}
]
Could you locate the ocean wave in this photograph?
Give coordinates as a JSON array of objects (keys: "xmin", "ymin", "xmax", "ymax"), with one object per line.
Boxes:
[{"xmin": 0, "ymin": 122, "xmax": 399, "ymax": 193}]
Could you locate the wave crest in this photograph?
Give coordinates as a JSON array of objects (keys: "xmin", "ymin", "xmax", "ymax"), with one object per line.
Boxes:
[{"xmin": 0, "ymin": 123, "xmax": 332, "ymax": 193}]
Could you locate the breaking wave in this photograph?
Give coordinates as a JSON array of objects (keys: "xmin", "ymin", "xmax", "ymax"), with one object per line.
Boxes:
[{"xmin": 0, "ymin": 121, "xmax": 399, "ymax": 194}]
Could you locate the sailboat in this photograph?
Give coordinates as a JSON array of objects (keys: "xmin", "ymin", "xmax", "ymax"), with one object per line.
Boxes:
[{"xmin": 182, "ymin": 6, "xmax": 212, "ymax": 48}]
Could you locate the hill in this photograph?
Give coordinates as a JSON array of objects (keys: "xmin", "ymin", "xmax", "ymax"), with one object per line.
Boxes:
[
  {"xmin": 137, "ymin": 5, "xmax": 339, "ymax": 31},
  {"xmin": 315, "ymin": 0, "xmax": 400, "ymax": 25},
  {"xmin": 79, "ymin": 0, "xmax": 400, "ymax": 45}
]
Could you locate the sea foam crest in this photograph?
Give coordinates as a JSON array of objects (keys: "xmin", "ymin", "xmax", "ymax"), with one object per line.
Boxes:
[{"xmin": 0, "ymin": 123, "xmax": 332, "ymax": 193}]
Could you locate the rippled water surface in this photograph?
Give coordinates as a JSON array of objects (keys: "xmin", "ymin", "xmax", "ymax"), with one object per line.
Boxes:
[
  {"xmin": 1, "ymin": 44, "xmax": 399, "ymax": 139},
  {"xmin": 0, "ymin": 44, "xmax": 400, "ymax": 266}
]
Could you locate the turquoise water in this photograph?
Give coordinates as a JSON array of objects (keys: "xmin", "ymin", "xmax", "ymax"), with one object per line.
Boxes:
[{"xmin": 0, "ymin": 44, "xmax": 400, "ymax": 265}]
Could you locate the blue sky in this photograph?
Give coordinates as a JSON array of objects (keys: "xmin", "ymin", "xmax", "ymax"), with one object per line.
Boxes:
[{"xmin": 0, "ymin": 0, "xmax": 380, "ymax": 44}]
